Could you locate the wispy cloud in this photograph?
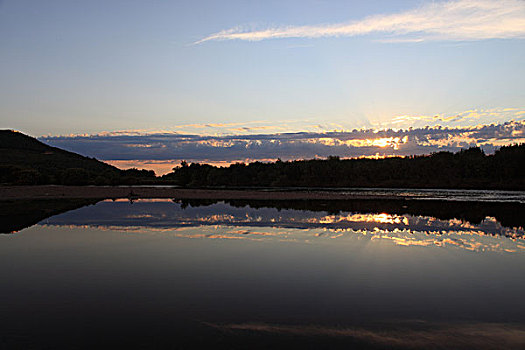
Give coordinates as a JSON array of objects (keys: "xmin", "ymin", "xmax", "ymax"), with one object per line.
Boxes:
[
  {"xmin": 41, "ymin": 108, "xmax": 525, "ymax": 139},
  {"xmin": 379, "ymin": 108, "xmax": 525, "ymax": 129},
  {"xmin": 196, "ymin": 0, "xmax": 525, "ymax": 44}
]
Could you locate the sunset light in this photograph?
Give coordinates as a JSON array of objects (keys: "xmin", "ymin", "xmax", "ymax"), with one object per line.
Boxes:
[{"xmin": 1, "ymin": 0, "xmax": 524, "ymax": 348}]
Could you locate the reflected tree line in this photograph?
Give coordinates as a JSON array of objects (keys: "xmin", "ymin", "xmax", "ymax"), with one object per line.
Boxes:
[
  {"xmin": 163, "ymin": 144, "xmax": 525, "ymax": 189},
  {"xmin": 178, "ymin": 198, "xmax": 525, "ymax": 232},
  {"xmin": 2, "ymin": 197, "xmax": 524, "ymax": 234}
]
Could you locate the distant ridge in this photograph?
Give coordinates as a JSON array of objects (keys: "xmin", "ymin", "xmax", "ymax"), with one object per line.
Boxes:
[{"xmin": 0, "ymin": 130, "xmax": 153, "ymax": 185}]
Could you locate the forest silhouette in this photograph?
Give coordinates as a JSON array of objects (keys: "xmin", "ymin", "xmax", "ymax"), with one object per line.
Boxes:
[
  {"xmin": 1, "ymin": 130, "xmax": 524, "ymax": 189},
  {"xmin": 163, "ymin": 143, "xmax": 525, "ymax": 190}
]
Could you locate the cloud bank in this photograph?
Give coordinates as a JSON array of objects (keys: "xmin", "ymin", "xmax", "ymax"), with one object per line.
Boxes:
[
  {"xmin": 197, "ymin": 0, "xmax": 525, "ymax": 44},
  {"xmin": 40, "ymin": 120, "xmax": 525, "ymax": 175}
]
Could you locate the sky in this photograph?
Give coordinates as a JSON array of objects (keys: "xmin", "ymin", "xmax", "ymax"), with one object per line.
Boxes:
[{"xmin": 1, "ymin": 0, "xmax": 524, "ymax": 173}]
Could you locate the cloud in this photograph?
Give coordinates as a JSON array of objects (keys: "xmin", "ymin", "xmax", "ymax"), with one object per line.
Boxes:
[
  {"xmin": 376, "ymin": 108, "xmax": 525, "ymax": 129},
  {"xmin": 40, "ymin": 120, "xmax": 525, "ymax": 169},
  {"xmin": 196, "ymin": 0, "xmax": 525, "ymax": 44},
  {"xmin": 210, "ymin": 322, "xmax": 525, "ymax": 349}
]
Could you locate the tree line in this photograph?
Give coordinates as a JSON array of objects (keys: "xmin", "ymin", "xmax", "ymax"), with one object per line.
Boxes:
[
  {"xmin": 2, "ymin": 130, "xmax": 523, "ymax": 189},
  {"xmin": 0, "ymin": 164, "xmax": 157, "ymax": 186},
  {"xmin": 162, "ymin": 144, "xmax": 525, "ymax": 190}
]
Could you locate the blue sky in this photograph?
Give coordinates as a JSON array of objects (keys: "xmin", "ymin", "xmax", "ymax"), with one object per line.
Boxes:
[{"xmin": 1, "ymin": 0, "xmax": 524, "ymax": 171}]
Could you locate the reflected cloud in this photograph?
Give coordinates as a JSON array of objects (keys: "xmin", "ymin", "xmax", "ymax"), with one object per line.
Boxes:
[{"xmin": 39, "ymin": 199, "xmax": 525, "ymax": 253}]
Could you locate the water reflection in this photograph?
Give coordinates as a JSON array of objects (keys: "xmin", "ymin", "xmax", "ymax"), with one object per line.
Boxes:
[
  {"xmin": 0, "ymin": 198, "xmax": 100, "ymax": 233},
  {"xmin": 212, "ymin": 322, "xmax": 525, "ymax": 350},
  {"xmin": 2, "ymin": 197, "xmax": 525, "ymax": 349},
  {"xmin": 337, "ymin": 188, "xmax": 525, "ymax": 203},
  {"xmin": 33, "ymin": 199, "xmax": 525, "ymax": 253}
]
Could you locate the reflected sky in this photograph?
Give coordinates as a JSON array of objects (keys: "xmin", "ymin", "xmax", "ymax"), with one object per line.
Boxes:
[
  {"xmin": 2, "ymin": 198, "xmax": 525, "ymax": 348},
  {"xmin": 38, "ymin": 199, "xmax": 525, "ymax": 253}
]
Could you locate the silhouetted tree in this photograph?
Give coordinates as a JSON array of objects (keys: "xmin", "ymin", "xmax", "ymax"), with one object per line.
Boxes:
[{"xmin": 161, "ymin": 144, "xmax": 525, "ymax": 190}]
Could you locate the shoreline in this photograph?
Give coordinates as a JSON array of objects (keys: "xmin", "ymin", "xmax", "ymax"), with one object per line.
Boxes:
[
  {"xmin": 0, "ymin": 185, "xmax": 395, "ymax": 201},
  {"xmin": 1, "ymin": 185, "xmax": 523, "ymax": 202}
]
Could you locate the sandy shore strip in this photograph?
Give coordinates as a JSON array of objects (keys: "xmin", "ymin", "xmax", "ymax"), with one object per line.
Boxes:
[{"xmin": 0, "ymin": 185, "xmax": 402, "ymax": 201}]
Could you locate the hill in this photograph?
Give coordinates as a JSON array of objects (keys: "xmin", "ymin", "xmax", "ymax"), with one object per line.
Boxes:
[
  {"xmin": 0, "ymin": 130, "xmax": 153, "ymax": 185},
  {"xmin": 2, "ymin": 130, "xmax": 524, "ymax": 189}
]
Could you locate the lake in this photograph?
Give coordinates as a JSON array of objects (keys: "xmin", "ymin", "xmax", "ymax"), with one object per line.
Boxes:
[{"xmin": 1, "ymin": 193, "xmax": 525, "ymax": 349}]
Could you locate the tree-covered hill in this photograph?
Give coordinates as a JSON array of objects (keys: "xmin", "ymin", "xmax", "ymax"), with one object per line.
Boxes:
[
  {"xmin": 2, "ymin": 130, "xmax": 524, "ymax": 189},
  {"xmin": 0, "ymin": 130, "xmax": 154, "ymax": 185},
  {"xmin": 162, "ymin": 144, "xmax": 525, "ymax": 190}
]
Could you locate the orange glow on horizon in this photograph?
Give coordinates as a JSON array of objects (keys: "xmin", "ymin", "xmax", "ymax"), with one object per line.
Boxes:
[
  {"xmin": 105, "ymin": 160, "xmax": 176, "ymax": 176},
  {"xmin": 105, "ymin": 158, "xmax": 281, "ymax": 175},
  {"xmin": 105, "ymin": 154, "xmax": 407, "ymax": 175}
]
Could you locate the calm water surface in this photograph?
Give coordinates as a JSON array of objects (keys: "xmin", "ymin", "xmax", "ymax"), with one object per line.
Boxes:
[{"xmin": 1, "ymin": 197, "xmax": 525, "ymax": 349}]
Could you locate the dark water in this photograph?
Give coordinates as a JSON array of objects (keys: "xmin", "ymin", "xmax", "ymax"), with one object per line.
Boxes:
[{"xmin": 1, "ymin": 197, "xmax": 525, "ymax": 349}]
